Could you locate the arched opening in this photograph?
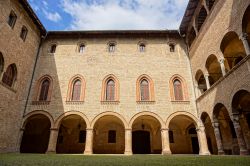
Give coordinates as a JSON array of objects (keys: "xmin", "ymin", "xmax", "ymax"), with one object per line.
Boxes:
[
  {"xmin": 242, "ymin": 5, "xmax": 250, "ymax": 46},
  {"xmin": 132, "ymin": 115, "xmax": 162, "ymax": 154},
  {"xmin": 2, "ymin": 63, "xmax": 17, "ymax": 87},
  {"xmin": 106, "ymin": 79, "xmax": 115, "ymax": 101},
  {"xmin": 197, "ymin": 7, "xmax": 208, "ymax": 31},
  {"xmin": 56, "ymin": 115, "xmax": 87, "ymax": 153},
  {"xmin": 39, "ymin": 79, "xmax": 50, "ymax": 101},
  {"xmin": 205, "ymin": 55, "xmax": 223, "ymax": 85},
  {"xmin": 187, "ymin": 27, "xmax": 196, "ymax": 47},
  {"xmin": 169, "ymin": 115, "xmax": 199, "ymax": 154},
  {"xmin": 173, "ymin": 79, "xmax": 184, "ymax": 101},
  {"xmin": 220, "ymin": 32, "xmax": 246, "ymax": 69},
  {"xmin": 140, "ymin": 79, "xmax": 149, "ymax": 101},
  {"xmin": 201, "ymin": 112, "xmax": 218, "ymax": 154},
  {"xmin": 71, "ymin": 79, "xmax": 81, "ymax": 101},
  {"xmin": 20, "ymin": 114, "xmax": 51, "ymax": 153},
  {"xmin": 195, "ymin": 70, "xmax": 207, "ymax": 93},
  {"xmin": 232, "ymin": 90, "xmax": 250, "ymax": 151},
  {"xmin": 213, "ymin": 104, "xmax": 240, "ymax": 155},
  {"xmin": 93, "ymin": 115, "xmax": 125, "ymax": 154}
]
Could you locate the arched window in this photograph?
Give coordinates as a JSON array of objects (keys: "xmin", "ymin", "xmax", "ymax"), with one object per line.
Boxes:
[
  {"xmin": 79, "ymin": 44, "xmax": 85, "ymax": 53},
  {"xmin": 20, "ymin": 26, "xmax": 28, "ymax": 41},
  {"xmin": 106, "ymin": 79, "xmax": 115, "ymax": 101},
  {"xmin": 173, "ymin": 79, "xmax": 184, "ymax": 101},
  {"xmin": 2, "ymin": 64, "xmax": 17, "ymax": 87},
  {"xmin": 140, "ymin": 79, "xmax": 149, "ymax": 101},
  {"xmin": 139, "ymin": 43, "xmax": 146, "ymax": 52},
  {"xmin": 72, "ymin": 79, "xmax": 81, "ymax": 101},
  {"xmin": 39, "ymin": 79, "xmax": 50, "ymax": 101},
  {"xmin": 108, "ymin": 42, "xmax": 116, "ymax": 52},
  {"xmin": 50, "ymin": 44, "xmax": 57, "ymax": 53}
]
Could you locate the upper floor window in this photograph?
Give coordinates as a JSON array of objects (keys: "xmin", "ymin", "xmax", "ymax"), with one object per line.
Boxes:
[
  {"xmin": 173, "ymin": 79, "xmax": 183, "ymax": 101},
  {"xmin": 136, "ymin": 75, "xmax": 155, "ymax": 102},
  {"xmin": 39, "ymin": 79, "xmax": 50, "ymax": 101},
  {"xmin": 139, "ymin": 43, "xmax": 146, "ymax": 52},
  {"xmin": 79, "ymin": 44, "xmax": 85, "ymax": 53},
  {"xmin": 169, "ymin": 44, "xmax": 175, "ymax": 52},
  {"xmin": 140, "ymin": 79, "xmax": 149, "ymax": 101},
  {"xmin": 108, "ymin": 42, "xmax": 116, "ymax": 52},
  {"xmin": 67, "ymin": 75, "xmax": 85, "ymax": 102},
  {"xmin": 8, "ymin": 11, "xmax": 17, "ymax": 28},
  {"xmin": 106, "ymin": 79, "xmax": 115, "ymax": 101},
  {"xmin": 72, "ymin": 79, "xmax": 81, "ymax": 101},
  {"xmin": 50, "ymin": 44, "xmax": 57, "ymax": 53},
  {"xmin": 20, "ymin": 26, "xmax": 28, "ymax": 41},
  {"xmin": 2, "ymin": 64, "xmax": 17, "ymax": 88}
]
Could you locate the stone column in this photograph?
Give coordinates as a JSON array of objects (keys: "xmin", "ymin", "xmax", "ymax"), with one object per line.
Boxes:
[
  {"xmin": 84, "ymin": 128, "xmax": 93, "ymax": 155},
  {"xmin": 46, "ymin": 128, "xmax": 59, "ymax": 153},
  {"xmin": 218, "ymin": 58, "xmax": 226, "ymax": 76},
  {"xmin": 196, "ymin": 126, "xmax": 210, "ymax": 155},
  {"xmin": 124, "ymin": 128, "xmax": 132, "ymax": 155},
  {"xmin": 161, "ymin": 128, "xmax": 171, "ymax": 155},
  {"xmin": 204, "ymin": 73, "xmax": 211, "ymax": 89},
  {"xmin": 213, "ymin": 122, "xmax": 225, "ymax": 155},
  {"xmin": 240, "ymin": 33, "xmax": 250, "ymax": 56},
  {"xmin": 233, "ymin": 114, "xmax": 249, "ymax": 155}
]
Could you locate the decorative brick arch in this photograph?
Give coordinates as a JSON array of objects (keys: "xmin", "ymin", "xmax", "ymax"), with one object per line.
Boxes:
[
  {"xmin": 166, "ymin": 111, "xmax": 199, "ymax": 128},
  {"xmin": 22, "ymin": 110, "xmax": 54, "ymax": 128},
  {"xmin": 66, "ymin": 74, "xmax": 86, "ymax": 101},
  {"xmin": 101, "ymin": 74, "xmax": 120, "ymax": 101},
  {"xmin": 136, "ymin": 74, "xmax": 155, "ymax": 101},
  {"xmin": 129, "ymin": 111, "xmax": 165, "ymax": 129},
  {"xmin": 169, "ymin": 74, "xmax": 189, "ymax": 101},
  {"xmin": 90, "ymin": 111, "xmax": 128, "ymax": 128},
  {"xmin": 33, "ymin": 75, "xmax": 53, "ymax": 101},
  {"xmin": 54, "ymin": 111, "xmax": 90, "ymax": 129}
]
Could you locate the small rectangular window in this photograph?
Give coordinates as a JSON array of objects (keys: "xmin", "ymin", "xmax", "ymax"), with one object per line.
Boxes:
[
  {"xmin": 108, "ymin": 130, "xmax": 116, "ymax": 143},
  {"xmin": 169, "ymin": 130, "xmax": 174, "ymax": 143},
  {"xmin": 50, "ymin": 44, "xmax": 57, "ymax": 53},
  {"xmin": 8, "ymin": 11, "xmax": 17, "ymax": 28},
  {"xmin": 169, "ymin": 44, "xmax": 175, "ymax": 52},
  {"xmin": 79, "ymin": 130, "xmax": 86, "ymax": 143},
  {"xmin": 20, "ymin": 26, "xmax": 28, "ymax": 41},
  {"xmin": 109, "ymin": 44, "xmax": 115, "ymax": 52},
  {"xmin": 139, "ymin": 44, "xmax": 145, "ymax": 52},
  {"xmin": 79, "ymin": 44, "xmax": 85, "ymax": 53}
]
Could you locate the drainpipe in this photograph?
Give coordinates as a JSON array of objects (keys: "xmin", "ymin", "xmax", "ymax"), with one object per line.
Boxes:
[{"xmin": 22, "ymin": 33, "xmax": 47, "ymax": 118}]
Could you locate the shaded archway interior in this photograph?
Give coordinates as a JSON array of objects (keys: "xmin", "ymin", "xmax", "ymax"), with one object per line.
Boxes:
[
  {"xmin": 20, "ymin": 114, "xmax": 51, "ymax": 153},
  {"xmin": 242, "ymin": 5, "xmax": 250, "ymax": 46},
  {"xmin": 169, "ymin": 115, "xmax": 199, "ymax": 154},
  {"xmin": 205, "ymin": 55, "xmax": 223, "ymax": 86},
  {"xmin": 195, "ymin": 70, "xmax": 207, "ymax": 93},
  {"xmin": 132, "ymin": 115, "xmax": 162, "ymax": 154},
  {"xmin": 93, "ymin": 115, "xmax": 125, "ymax": 154},
  {"xmin": 56, "ymin": 114, "xmax": 87, "ymax": 154}
]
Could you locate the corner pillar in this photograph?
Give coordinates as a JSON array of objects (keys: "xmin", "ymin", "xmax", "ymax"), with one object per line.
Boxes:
[{"xmin": 197, "ymin": 126, "xmax": 210, "ymax": 155}]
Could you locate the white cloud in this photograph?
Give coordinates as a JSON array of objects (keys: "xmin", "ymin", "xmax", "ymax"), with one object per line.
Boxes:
[
  {"xmin": 43, "ymin": 9, "xmax": 62, "ymax": 22},
  {"xmin": 60, "ymin": 0, "xmax": 188, "ymax": 30}
]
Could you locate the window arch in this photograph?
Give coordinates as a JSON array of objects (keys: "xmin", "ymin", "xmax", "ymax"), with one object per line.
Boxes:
[
  {"xmin": 78, "ymin": 44, "xmax": 85, "ymax": 53},
  {"xmin": 20, "ymin": 26, "xmax": 28, "ymax": 41},
  {"xmin": 2, "ymin": 63, "xmax": 17, "ymax": 88},
  {"xmin": 35, "ymin": 76, "xmax": 53, "ymax": 102},
  {"xmin": 101, "ymin": 75, "xmax": 119, "ymax": 101},
  {"xmin": 67, "ymin": 75, "xmax": 85, "ymax": 101},
  {"xmin": 169, "ymin": 75, "xmax": 188, "ymax": 101},
  {"xmin": 136, "ymin": 75, "xmax": 155, "ymax": 102}
]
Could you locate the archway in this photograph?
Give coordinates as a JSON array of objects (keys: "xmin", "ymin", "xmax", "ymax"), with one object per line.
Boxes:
[
  {"xmin": 132, "ymin": 115, "xmax": 162, "ymax": 154},
  {"xmin": 20, "ymin": 114, "xmax": 51, "ymax": 153},
  {"xmin": 213, "ymin": 103, "xmax": 240, "ymax": 155},
  {"xmin": 168, "ymin": 115, "xmax": 199, "ymax": 154},
  {"xmin": 195, "ymin": 70, "xmax": 207, "ymax": 93},
  {"xmin": 232, "ymin": 90, "xmax": 250, "ymax": 152},
  {"xmin": 205, "ymin": 55, "xmax": 223, "ymax": 85},
  {"xmin": 201, "ymin": 112, "xmax": 218, "ymax": 154},
  {"xmin": 242, "ymin": 5, "xmax": 250, "ymax": 45},
  {"xmin": 56, "ymin": 114, "xmax": 87, "ymax": 153},
  {"xmin": 197, "ymin": 7, "xmax": 208, "ymax": 31},
  {"xmin": 220, "ymin": 32, "xmax": 246, "ymax": 69},
  {"xmin": 93, "ymin": 115, "xmax": 125, "ymax": 154}
]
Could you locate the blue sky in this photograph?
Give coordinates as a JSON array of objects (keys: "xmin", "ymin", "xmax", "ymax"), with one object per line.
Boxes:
[{"xmin": 28, "ymin": 0, "xmax": 188, "ymax": 31}]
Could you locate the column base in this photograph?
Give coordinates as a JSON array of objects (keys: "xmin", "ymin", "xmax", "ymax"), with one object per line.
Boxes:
[
  {"xmin": 162, "ymin": 150, "xmax": 172, "ymax": 155},
  {"xmin": 84, "ymin": 151, "xmax": 93, "ymax": 155},
  {"xmin": 217, "ymin": 150, "xmax": 225, "ymax": 155},
  {"xmin": 240, "ymin": 149, "xmax": 249, "ymax": 155},
  {"xmin": 46, "ymin": 151, "xmax": 56, "ymax": 154},
  {"xmin": 199, "ymin": 151, "xmax": 211, "ymax": 155},
  {"xmin": 124, "ymin": 151, "xmax": 133, "ymax": 155}
]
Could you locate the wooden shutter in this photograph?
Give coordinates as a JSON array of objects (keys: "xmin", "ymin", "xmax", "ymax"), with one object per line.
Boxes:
[
  {"xmin": 140, "ymin": 79, "xmax": 149, "ymax": 101},
  {"xmin": 174, "ymin": 79, "xmax": 184, "ymax": 100},
  {"xmin": 39, "ymin": 79, "xmax": 50, "ymax": 101},
  {"xmin": 106, "ymin": 79, "xmax": 115, "ymax": 101},
  {"xmin": 72, "ymin": 79, "xmax": 81, "ymax": 101}
]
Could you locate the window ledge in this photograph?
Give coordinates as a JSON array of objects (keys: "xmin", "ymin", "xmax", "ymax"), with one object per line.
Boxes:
[
  {"xmin": 66, "ymin": 101, "xmax": 84, "ymax": 105},
  {"xmin": 101, "ymin": 101, "xmax": 120, "ymax": 105},
  {"xmin": 0, "ymin": 82, "xmax": 16, "ymax": 93},
  {"xmin": 137, "ymin": 101, "xmax": 155, "ymax": 104},
  {"xmin": 171, "ymin": 100, "xmax": 190, "ymax": 104},
  {"xmin": 32, "ymin": 101, "xmax": 50, "ymax": 105}
]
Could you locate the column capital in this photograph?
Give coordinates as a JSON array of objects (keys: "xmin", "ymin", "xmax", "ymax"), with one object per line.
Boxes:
[
  {"xmin": 160, "ymin": 128, "xmax": 169, "ymax": 131},
  {"xmin": 86, "ymin": 128, "xmax": 94, "ymax": 131},
  {"xmin": 125, "ymin": 128, "xmax": 132, "ymax": 131},
  {"xmin": 212, "ymin": 122, "xmax": 220, "ymax": 128},
  {"xmin": 196, "ymin": 126, "xmax": 205, "ymax": 132},
  {"xmin": 204, "ymin": 73, "xmax": 210, "ymax": 77},
  {"xmin": 50, "ymin": 128, "xmax": 59, "ymax": 131},
  {"xmin": 20, "ymin": 128, "xmax": 25, "ymax": 131},
  {"xmin": 218, "ymin": 58, "xmax": 225, "ymax": 64},
  {"xmin": 240, "ymin": 33, "xmax": 248, "ymax": 41}
]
